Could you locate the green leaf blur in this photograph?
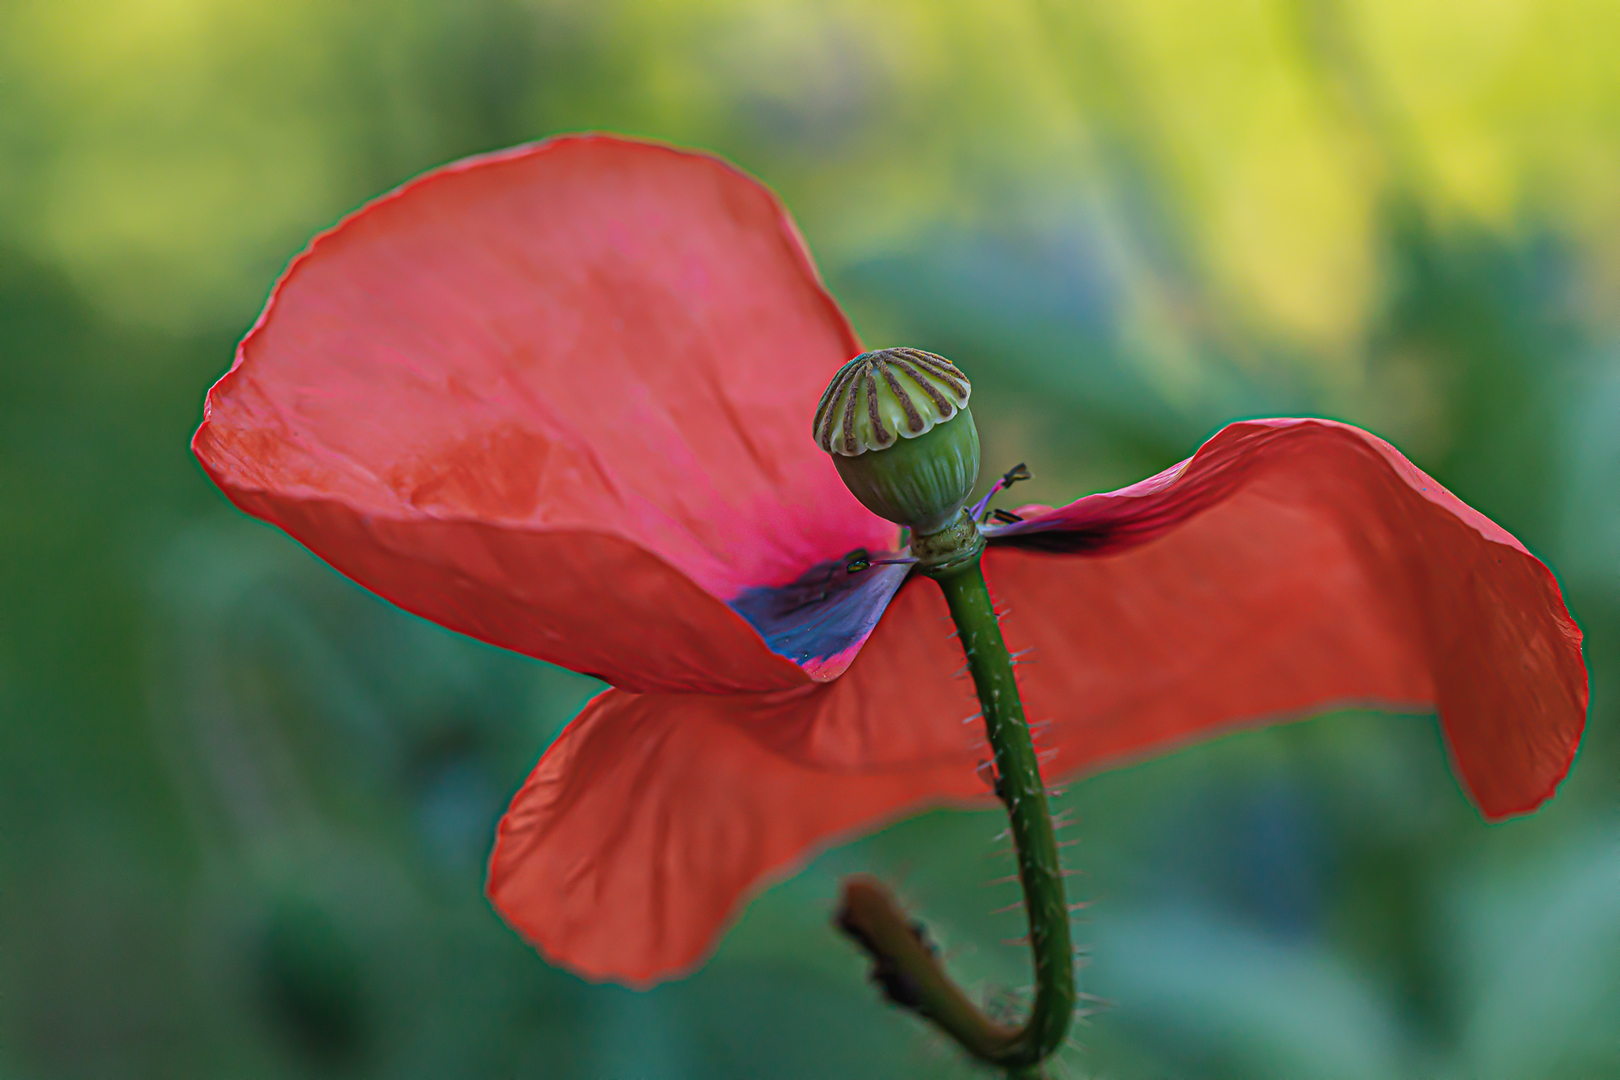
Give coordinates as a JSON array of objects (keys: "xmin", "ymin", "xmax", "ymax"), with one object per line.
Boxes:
[{"xmin": 1, "ymin": 2, "xmax": 1615, "ymax": 1077}]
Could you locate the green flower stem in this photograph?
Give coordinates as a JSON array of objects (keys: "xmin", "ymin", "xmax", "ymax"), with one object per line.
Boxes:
[
  {"xmin": 837, "ymin": 550, "xmax": 1074, "ymax": 1077},
  {"xmin": 934, "ymin": 556, "xmax": 1076, "ymax": 1066}
]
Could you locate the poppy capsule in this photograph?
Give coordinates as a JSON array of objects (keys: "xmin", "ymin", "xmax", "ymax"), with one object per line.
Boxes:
[{"xmin": 813, "ymin": 348, "xmax": 980, "ymax": 536}]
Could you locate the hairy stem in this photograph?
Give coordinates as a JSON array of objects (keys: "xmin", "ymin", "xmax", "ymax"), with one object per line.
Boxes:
[
  {"xmin": 837, "ymin": 553, "xmax": 1074, "ymax": 1076},
  {"xmin": 936, "ymin": 557, "xmax": 1076, "ymax": 1063}
]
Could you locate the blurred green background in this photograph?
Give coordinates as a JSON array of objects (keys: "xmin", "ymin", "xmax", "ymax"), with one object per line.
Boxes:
[{"xmin": 2, "ymin": 2, "xmax": 1617, "ymax": 1077}]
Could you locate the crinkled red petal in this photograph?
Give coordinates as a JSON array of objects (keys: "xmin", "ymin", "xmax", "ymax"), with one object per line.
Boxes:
[
  {"xmin": 193, "ymin": 134, "xmax": 893, "ymax": 693},
  {"xmin": 989, "ymin": 418, "xmax": 1587, "ymax": 820},
  {"xmin": 486, "ymin": 576, "xmax": 986, "ymax": 985},
  {"xmin": 489, "ymin": 419, "xmax": 1586, "ymax": 985}
]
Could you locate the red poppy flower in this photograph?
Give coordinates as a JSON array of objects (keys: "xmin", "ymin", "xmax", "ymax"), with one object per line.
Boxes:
[{"xmin": 193, "ymin": 134, "xmax": 1588, "ymax": 988}]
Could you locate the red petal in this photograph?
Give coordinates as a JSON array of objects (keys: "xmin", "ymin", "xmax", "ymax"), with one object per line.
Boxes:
[
  {"xmin": 487, "ymin": 579, "xmax": 984, "ymax": 985},
  {"xmin": 194, "ymin": 135, "xmax": 893, "ymax": 692},
  {"xmin": 991, "ymin": 418, "xmax": 1587, "ymax": 820},
  {"xmin": 489, "ymin": 418, "xmax": 1585, "ymax": 985}
]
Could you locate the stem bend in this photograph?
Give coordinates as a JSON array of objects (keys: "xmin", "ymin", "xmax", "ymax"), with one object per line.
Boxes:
[{"xmin": 837, "ymin": 553, "xmax": 1075, "ymax": 1075}]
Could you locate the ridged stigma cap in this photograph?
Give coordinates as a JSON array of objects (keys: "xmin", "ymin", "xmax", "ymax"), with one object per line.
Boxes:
[
  {"xmin": 814, "ymin": 349, "xmax": 980, "ymax": 536},
  {"xmin": 813, "ymin": 348, "xmax": 971, "ymax": 456}
]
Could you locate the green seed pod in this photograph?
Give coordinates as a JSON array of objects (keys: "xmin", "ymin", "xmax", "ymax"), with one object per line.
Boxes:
[{"xmin": 813, "ymin": 348, "xmax": 980, "ymax": 536}]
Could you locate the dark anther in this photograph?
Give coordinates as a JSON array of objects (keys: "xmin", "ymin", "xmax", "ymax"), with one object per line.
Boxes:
[
  {"xmin": 991, "ymin": 508, "xmax": 1023, "ymax": 524},
  {"xmin": 845, "ymin": 548, "xmax": 872, "ymax": 574},
  {"xmin": 970, "ymin": 462, "xmax": 1036, "ymax": 522}
]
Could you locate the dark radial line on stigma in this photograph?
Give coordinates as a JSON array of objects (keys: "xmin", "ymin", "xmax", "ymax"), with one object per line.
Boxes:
[
  {"xmin": 904, "ymin": 351, "xmax": 968, "ymax": 399},
  {"xmin": 879, "ymin": 362, "xmax": 926, "ymax": 433},
  {"xmin": 812, "ymin": 364, "xmax": 852, "ymax": 447},
  {"xmin": 863, "ymin": 370, "xmax": 890, "ymax": 446},
  {"xmin": 838, "ymin": 362, "xmax": 864, "ymax": 454},
  {"xmin": 819, "ymin": 362, "xmax": 864, "ymax": 451},
  {"xmin": 901, "ymin": 348, "xmax": 961, "ymax": 378},
  {"xmin": 889, "ymin": 356, "xmax": 955, "ymax": 418}
]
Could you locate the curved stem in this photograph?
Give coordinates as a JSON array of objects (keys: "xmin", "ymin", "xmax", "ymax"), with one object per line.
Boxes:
[
  {"xmin": 936, "ymin": 558, "xmax": 1077, "ymax": 1062},
  {"xmin": 837, "ymin": 553, "xmax": 1074, "ymax": 1075}
]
